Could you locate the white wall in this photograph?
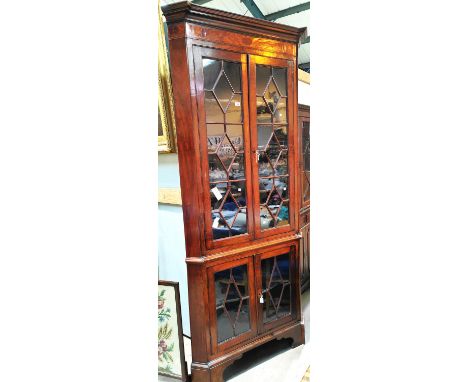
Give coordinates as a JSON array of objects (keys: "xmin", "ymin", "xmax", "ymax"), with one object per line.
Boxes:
[
  {"xmin": 157, "ymin": 81, "xmax": 310, "ymax": 336},
  {"xmin": 158, "ymin": 203, "xmax": 190, "ymax": 335},
  {"xmin": 158, "ymin": 153, "xmax": 180, "ymax": 188},
  {"xmin": 298, "ymin": 79, "xmax": 311, "ymax": 106},
  {"xmin": 157, "ymin": 154, "xmax": 191, "ymax": 335}
]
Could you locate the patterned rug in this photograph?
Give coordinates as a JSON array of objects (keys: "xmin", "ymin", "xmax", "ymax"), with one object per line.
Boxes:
[{"xmin": 301, "ymin": 366, "xmax": 310, "ymax": 382}]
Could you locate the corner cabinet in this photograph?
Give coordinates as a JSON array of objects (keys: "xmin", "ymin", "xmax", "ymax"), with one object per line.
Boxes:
[{"xmin": 162, "ymin": 3, "xmax": 307, "ymax": 381}]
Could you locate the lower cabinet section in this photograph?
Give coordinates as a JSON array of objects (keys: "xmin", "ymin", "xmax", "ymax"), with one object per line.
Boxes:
[{"xmin": 207, "ymin": 241, "xmax": 300, "ymax": 356}]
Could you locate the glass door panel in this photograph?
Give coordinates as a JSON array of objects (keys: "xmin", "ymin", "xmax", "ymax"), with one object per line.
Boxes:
[
  {"xmin": 214, "ymin": 264, "xmax": 251, "ymax": 343},
  {"xmin": 208, "ymin": 256, "xmax": 256, "ymax": 353},
  {"xmin": 260, "ymin": 252, "xmax": 292, "ymax": 323},
  {"xmin": 195, "ymin": 48, "xmax": 252, "ymax": 247},
  {"xmin": 255, "ymin": 65, "xmax": 290, "ymax": 230}
]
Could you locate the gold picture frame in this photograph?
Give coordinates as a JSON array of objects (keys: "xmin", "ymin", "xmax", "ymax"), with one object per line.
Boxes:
[{"xmin": 158, "ymin": 4, "xmax": 177, "ymax": 153}]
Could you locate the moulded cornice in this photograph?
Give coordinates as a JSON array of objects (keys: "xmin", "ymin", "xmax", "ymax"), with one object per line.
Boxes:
[{"xmin": 161, "ymin": 1, "xmax": 307, "ymax": 44}]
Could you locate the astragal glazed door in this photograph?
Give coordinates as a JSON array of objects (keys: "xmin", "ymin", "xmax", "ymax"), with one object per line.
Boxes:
[
  {"xmin": 207, "ymin": 256, "xmax": 257, "ymax": 354},
  {"xmin": 193, "ymin": 47, "xmax": 254, "ymax": 250},
  {"xmin": 255, "ymin": 244, "xmax": 299, "ymax": 333},
  {"xmin": 249, "ymin": 55, "xmax": 298, "ymax": 239}
]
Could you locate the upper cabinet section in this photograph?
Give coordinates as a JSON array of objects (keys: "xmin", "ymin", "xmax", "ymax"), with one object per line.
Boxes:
[{"xmin": 162, "ymin": 1, "xmax": 306, "ymax": 256}]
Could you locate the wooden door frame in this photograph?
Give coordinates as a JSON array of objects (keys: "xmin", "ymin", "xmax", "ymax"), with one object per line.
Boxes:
[
  {"xmin": 254, "ymin": 242, "xmax": 300, "ymax": 334},
  {"xmin": 206, "ymin": 256, "xmax": 258, "ymax": 355},
  {"xmin": 192, "ymin": 46, "xmax": 255, "ymax": 251},
  {"xmin": 248, "ymin": 55, "xmax": 299, "ymax": 240}
]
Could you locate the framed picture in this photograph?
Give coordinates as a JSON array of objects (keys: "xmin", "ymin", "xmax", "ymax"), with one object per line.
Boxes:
[
  {"xmin": 158, "ymin": 281, "xmax": 188, "ymax": 381},
  {"xmin": 158, "ymin": 4, "xmax": 177, "ymax": 153}
]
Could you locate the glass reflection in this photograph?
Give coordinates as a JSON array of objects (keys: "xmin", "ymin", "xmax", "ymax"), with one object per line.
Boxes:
[
  {"xmin": 224, "ymin": 61, "xmax": 241, "ymax": 92},
  {"xmin": 203, "ymin": 57, "xmax": 247, "ymax": 239},
  {"xmin": 204, "ymin": 91, "xmax": 224, "ymax": 123},
  {"xmin": 214, "ymin": 73, "xmax": 234, "ymax": 112},
  {"xmin": 273, "ymin": 97, "xmax": 287, "ymax": 124},
  {"xmin": 215, "ymin": 265, "xmax": 250, "ymax": 343},
  {"xmin": 256, "ymin": 65, "xmax": 271, "ymax": 96},
  {"xmin": 256, "ymin": 65, "xmax": 288, "ymax": 124},
  {"xmin": 272, "ymin": 67, "xmax": 287, "ymax": 96},
  {"xmin": 261, "ymin": 253, "xmax": 291, "ymax": 323},
  {"xmin": 256, "ymin": 65, "xmax": 289, "ymax": 229},
  {"xmin": 211, "ymin": 182, "xmax": 247, "ymax": 240},
  {"xmin": 274, "ymin": 126, "xmax": 288, "ymax": 147},
  {"xmin": 203, "ymin": 59, "xmax": 222, "ymax": 90},
  {"xmin": 226, "ymin": 94, "xmax": 242, "ymax": 123}
]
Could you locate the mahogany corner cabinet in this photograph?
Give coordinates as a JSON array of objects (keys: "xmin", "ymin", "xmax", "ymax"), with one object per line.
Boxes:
[{"xmin": 162, "ymin": 2, "xmax": 307, "ymax": 381}]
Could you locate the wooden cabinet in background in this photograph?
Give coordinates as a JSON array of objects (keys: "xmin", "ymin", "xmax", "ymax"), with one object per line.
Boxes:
[
  {"xmin": 162, "ymin": 2, "xmax": 306, "ymax": 381},
  {"xmin": 299, "ymin": 104, "xmax": 310, "ymax": 292}
]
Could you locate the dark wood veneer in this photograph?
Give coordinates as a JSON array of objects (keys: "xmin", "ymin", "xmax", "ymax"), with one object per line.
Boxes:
[
  {"xmin": 163, "ymin": 1, "xmax": 307, "ymax": 44},
  {"xmin": 162, "ymin": 2, "xmax": 306, "ymax": 381}
]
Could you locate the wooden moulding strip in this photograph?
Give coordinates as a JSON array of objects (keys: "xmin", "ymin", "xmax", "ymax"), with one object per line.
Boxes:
[
  {"xmin": 201, "ymin": 320, "xmax": 304, "ymax": 364},
  {"xmin": 186, "ymin": 233, "xmax": 302, "ymax": 264},
  {"xmin": 158, "ymin": 187, "xmax": 182, "ymax": 205},
  {"xmin": 162, "ymin": 1, "xmax": 307, "ymax": 44}
]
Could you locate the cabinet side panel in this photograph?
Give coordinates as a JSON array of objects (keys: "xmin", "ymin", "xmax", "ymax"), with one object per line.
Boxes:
[
  {"xmin": 166, "ymin": 25, "xmax": 205, "ymax": 257},
  {"xmin": 186, "ymin": 263, "xmax": 211, "ymax": 362}
]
